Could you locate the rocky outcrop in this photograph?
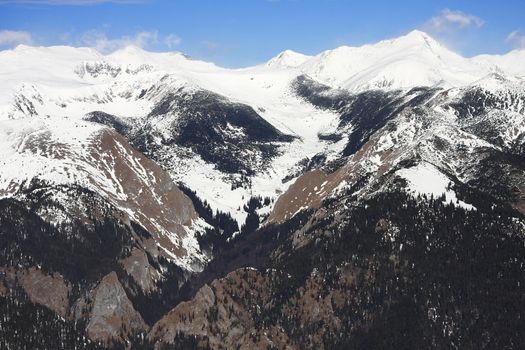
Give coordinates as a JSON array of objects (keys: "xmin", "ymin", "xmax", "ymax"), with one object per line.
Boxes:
[
  {"xmin": 147, "ymin": 264, "xmax": 366, "ymax": 350},
  {"xmin": 120, "ymin": 247, "xmax": 160, "ymax": 294},
  {"xmin": 17, "ymin": 268, "xmax": 71, "ymax": 318},
  {"xmin": 0, "ymin": 267, "xmax": 71, "ymax": 318},
  {"xmin": 86, "ymin": 271, "xmax": 148, "ymax": 345},
  {"xmin": 0, "ymin": 189, "xmax": 195, "ymax": 347}
]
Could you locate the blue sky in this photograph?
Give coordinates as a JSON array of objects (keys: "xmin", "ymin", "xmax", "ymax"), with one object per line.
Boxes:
[{"xmin": 0, "ymin": 0, "xmax": 524, "ymax": 67}]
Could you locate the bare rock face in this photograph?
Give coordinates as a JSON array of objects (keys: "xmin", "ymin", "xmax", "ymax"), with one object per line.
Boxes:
[
  {"xmin": 86, "ymin": 271, "xmax": 148, "ymax": 344},
  {"xmin": 147, "ymin": 264, "xmax": 370, "ymax": 350},
  {"xmin": 149, "ymin": 284, "xmax": 216, "ymax": 342},
  {"xmin": 120, "ymin": 247, "xmax": 160, "ymax": 294},
  {"xmin": 0, "ymin": 267, "xmax": 71, "ymax": 318},
  {"xmin": 18, "ymin": 267, "xmax": 71, "ymax": 318},
  {"xmin": 266, "ymin": 119, "xmax": 396, "ymax": 225}
]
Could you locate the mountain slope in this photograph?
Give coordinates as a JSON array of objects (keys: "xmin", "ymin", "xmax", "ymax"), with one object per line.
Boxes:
[
  {"xmin": 268, "ymin": 76, "xmax": 525, "ymax": 223},
  {"xmin": 0, "ymin": 116, "xmax": 205, "ymax": 270},
  {"xmin": 149, "ymin": 192, "xmax": 525, "ymax": 349}
]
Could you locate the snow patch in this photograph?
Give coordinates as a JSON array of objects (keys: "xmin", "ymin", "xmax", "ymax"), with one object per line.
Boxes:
[{"xmin": 397, "ymin": 163, "xmax": 475, "ymax": 210}]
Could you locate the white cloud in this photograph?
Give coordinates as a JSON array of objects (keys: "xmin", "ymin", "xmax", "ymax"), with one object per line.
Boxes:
[
  {"xmin": 425, "ymin": 9, "xmax": 484, "ymax": 33},
  {"xmin": 132, "ymin": 30, "xmax": 159, "ymax": 47},
  {"xmin": 0, "ymin": 0, "xmax": 145, "ymax": 4},
  {"xmin": 79, "ymin": 30, "xmax": 180, "ymax": 52},
  {"xmin": 0, "ymin": 30, "xmax": 32, "ymax": 46},
  {"xmin": 506, "ymin": 30, "xmax": 525, "ymax": 49},
  {"xmin": 506, "ymin": 31, "xmax": 519, "ymax": 42},
  {"xmin": 163, "ymin": 34, "xmax": 181, "ymax": 49},
  {"xmin": 80, "ymin": 30, "xmax": 155, "ymax": 52}
]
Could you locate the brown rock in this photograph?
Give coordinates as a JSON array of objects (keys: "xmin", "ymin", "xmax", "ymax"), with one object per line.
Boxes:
[
  {"xmin": 120, "ymin": 247, "xmax": 160, "ymax": 294},
  {"xmin": 88, "ymin": 129, "xmax": 199, "ymax": 260},
  {"xmin": 17, "ymin": 267, "xmax": 71, "ymax": 318},
  {"xmin": 86, "ymin": 271, "xmax": 148, "ymax": 345},
  {"xmin": 267, "ymin": 123, "xmax": 400, "ymax": 224},
  {"xmin": 0, "ymin": 266, "xmax": 71, "ymax": 318}
]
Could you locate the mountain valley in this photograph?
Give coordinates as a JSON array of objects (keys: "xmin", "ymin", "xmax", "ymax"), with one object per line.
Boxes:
[{"xmin": 0, "ymin": 30, "xmax": 524, "ymax": 349}]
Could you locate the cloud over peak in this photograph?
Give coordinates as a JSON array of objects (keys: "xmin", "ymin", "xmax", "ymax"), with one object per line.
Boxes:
[
  {"xmin": 79, "ymin": 29, "xmax": 180, "ymax": 52},
  {"xmin": 425, "ymin": 9, "xmax": 484, "ymax": 33},
  {"xmin": 506, "ymin": 30, "xmax": 525, "ymax": 49}
]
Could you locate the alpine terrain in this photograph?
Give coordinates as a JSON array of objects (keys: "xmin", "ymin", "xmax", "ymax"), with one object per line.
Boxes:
[{"xmin": 0, "ymin": 30, "xmax": 524, "ymax": 349}]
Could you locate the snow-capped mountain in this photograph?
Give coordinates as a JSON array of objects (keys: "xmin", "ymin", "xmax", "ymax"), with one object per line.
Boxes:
[
  {"xmin": 273, "ymin": 30, "xmax": 524, "ymax": 91},
  {"xmin": 0, "ymin": 42, "xmax": 345, "ymax": 226},
  {"xmin": 1, "ymin": 29, "xmax": 523, "ymax": 226},
  {"xmin": 1, "ymin": 30, "xmax": 525, "ymax": 348}
]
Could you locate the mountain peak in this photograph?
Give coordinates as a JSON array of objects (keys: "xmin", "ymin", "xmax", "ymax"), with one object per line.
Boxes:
[
  {"xmin": 13, "ymin": 44, "xmax": 33, "ymax": 51},
  {"xmin": 108, "ymin": 45, "xmax": 148, "ymax": 59},
  {"xmin": 381, "ymin": 30, "xmax": 441, "ymax": 50},
  {"xmin": 113, "ymin": 44, "xmax": 148, "ymax": 54},
  {"xmin": 266, "ymin": 49, "xmax": 311, "ymax": 68},
  {"xmin": 405, "ymin": 29, "xmax": 432, "ymax": 40}
]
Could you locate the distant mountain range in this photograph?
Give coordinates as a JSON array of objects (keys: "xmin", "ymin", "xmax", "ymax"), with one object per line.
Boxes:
[{"xmin": 0, "ymin": 30, "xmax": 524, "ymax": 349}]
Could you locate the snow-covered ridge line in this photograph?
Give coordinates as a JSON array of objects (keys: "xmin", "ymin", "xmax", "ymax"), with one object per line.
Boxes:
[
  {"xmin": 1, "ymin": 30, "xmax": 524, "ymax": 95},
  {"xmin": 268, "ymin": 30, "xmax": 524, "ymax": 90}
]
